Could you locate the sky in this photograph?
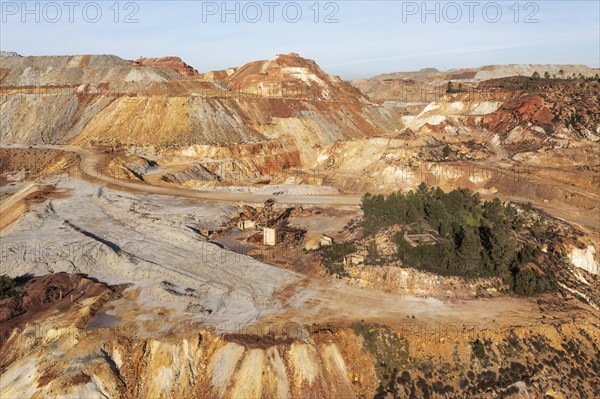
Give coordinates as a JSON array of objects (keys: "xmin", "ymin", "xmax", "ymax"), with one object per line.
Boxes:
[{"xmin": 1, "ymin": 0, "xmax": 599, "ymax": 79}]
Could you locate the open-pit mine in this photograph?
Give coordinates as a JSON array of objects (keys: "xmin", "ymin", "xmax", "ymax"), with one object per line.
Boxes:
[{"xmin": 1, "ymin": 52, "xmax": 599, "ymax": 398}]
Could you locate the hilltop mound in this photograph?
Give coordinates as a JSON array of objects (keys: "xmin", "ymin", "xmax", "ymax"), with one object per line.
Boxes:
[
  {"xmin": 133, "ymin": 56, "xmax": 199, "ymax": 77},
  {"xmin": 0, "ymin": 54, "xmax": 184, "ymax": 87},
  {"xmin": 221, "ymin": 53, "xmax": 368, "ymax": 102}
]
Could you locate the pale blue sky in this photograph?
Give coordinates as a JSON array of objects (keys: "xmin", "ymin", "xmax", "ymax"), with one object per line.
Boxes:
[{"xmin": 1, "ymin": 1, "xmax": 598, "ymax": 79}]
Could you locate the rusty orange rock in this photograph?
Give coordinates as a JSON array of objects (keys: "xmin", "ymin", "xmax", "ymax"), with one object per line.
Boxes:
[{"xmin": 134, "ymin": 56, "xmax": 199, "ymax": 77}]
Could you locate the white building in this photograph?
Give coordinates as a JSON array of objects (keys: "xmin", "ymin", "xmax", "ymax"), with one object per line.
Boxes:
[
  {"xmin": 263, "ymin": 227, "xmax": 278, "ymax": 246},
  {"xmin": 320, "ymin": 235, "xmax": 333, "ymax": 246},
  {"xmin": 237, "ymin": 220, "xmax": 256, "ymax": 231}
]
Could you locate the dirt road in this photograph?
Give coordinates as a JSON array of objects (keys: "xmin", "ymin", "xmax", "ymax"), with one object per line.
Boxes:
[
  {"xmin": 260, "ymin": 276, "xmax": 548, "ymax": 329},
  {"xmin": 35, "ymin": 144, "xmax": 363, "ymax": 206},
  {"xmin": 4, "ymin": 144, "xmax": 598, "ymax": 234}
]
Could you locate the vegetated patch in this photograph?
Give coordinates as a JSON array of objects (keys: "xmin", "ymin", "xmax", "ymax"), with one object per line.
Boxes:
[
  {"xmin": 351, "ymin": 322, "xmax": 409, "ymax": 395},
  {"xmin": 321, "ymin": 242, "xmax": 355, "ymax": 276},
  {"xmin": 0, "ymin": 274, "xmax": 32, "ymax": 323},
  {"xmin": 0, "ymin": 275, "xmax": 20, "ymax": 300},
  {"xmin": 323, "ymin": 183, "xmax": 564, "ymax": 296},
  {"xmin": 472, "ymin": 339, "xmax": 487, "ymax": 360}
]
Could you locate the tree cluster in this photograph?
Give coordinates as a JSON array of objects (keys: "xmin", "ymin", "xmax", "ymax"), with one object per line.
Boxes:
[
  {"xmin": 532, "ymin": 70, "xmax": 600, "ymax": 82},
  {"xmin": 360, "ymin": 184, "xmax": 557, "ymax": 295},
  {"xmin": 446, "ymin": 81, "xmax": 464, "ymax": 93}
]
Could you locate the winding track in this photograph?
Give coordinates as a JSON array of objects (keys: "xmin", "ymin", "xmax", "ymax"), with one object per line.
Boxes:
[
  {"xmin": 55, "ymin": 144, "xmax": 363, "ymax": 206},
  {"xmin": 4, "ymin": 144, "xmax": 599, "ymax": 234}
]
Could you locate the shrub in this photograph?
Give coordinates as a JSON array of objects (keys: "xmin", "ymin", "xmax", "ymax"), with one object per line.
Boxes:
[
  {"xmin": 442, "ymin": 144, "xmax": 452, "ymax": 158},
  {"xmin": 321, "ymin": 242, "xmax": 355, "ymax": 276},
  {"xmin": 472, "ymin": 339, "xmax": 486, "ymax": 359},
  {"xmin": 0, "ymin": 275, "xmax": 17, "ymax": 300}
]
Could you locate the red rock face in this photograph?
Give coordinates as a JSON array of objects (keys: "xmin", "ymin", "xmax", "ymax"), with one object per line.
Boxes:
[
  {"xmin": 0, "ymin": 273, "xmax": 120, "ymax": 343},
  {"xmin": 133, "ymin": 57, "xmax": 198, "ymax": 77},
  {"xmin": 479, "ymin": 77, "xmax": 600, "ymax": 140},
  {"xmin": 483, "ymin": 94, "xmax": 555, "ymax": 134}
]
